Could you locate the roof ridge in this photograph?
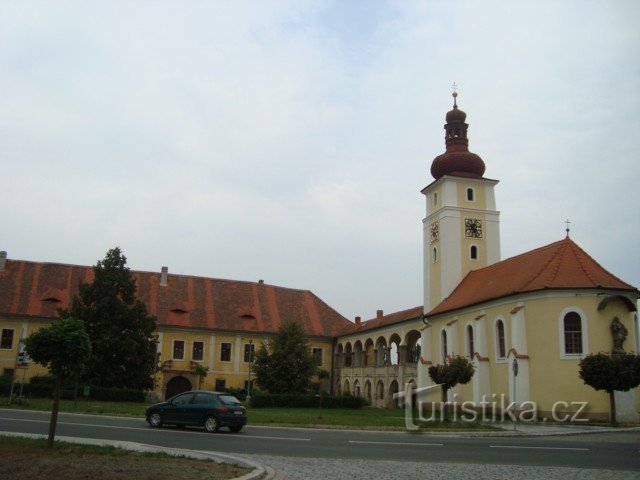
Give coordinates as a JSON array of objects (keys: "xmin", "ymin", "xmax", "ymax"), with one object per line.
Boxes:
[{"xmin": 568, "ymin": 239, "xmax": 599, "ymax": 286}]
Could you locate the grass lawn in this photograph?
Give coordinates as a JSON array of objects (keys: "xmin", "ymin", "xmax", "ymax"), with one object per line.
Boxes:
[
  {"xmin": 0, "ymin": 396, "xmax": 496, "ymax": 431},
  {"xmin": 0, "ymin": 435, "xmax": 250, "ymax": 480}
]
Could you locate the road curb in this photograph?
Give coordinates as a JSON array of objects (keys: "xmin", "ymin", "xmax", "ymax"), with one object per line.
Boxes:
[{"xmin": 0, "ymin": 431, "xmax": 271, "ymax": 480}]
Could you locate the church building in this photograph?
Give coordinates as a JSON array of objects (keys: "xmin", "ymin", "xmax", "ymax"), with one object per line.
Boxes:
[{"xmin": 334, "ymin": 93, "xmax": 640, "ymax": 421}]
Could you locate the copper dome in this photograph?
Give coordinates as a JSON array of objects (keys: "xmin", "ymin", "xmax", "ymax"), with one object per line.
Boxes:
[{"xmin": 430, "ymin": 94, "xmax": 485, "ymax": 180}]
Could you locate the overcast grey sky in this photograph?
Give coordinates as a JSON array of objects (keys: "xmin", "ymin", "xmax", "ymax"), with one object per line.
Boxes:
[{"xmin": 2, "ymin": 1, "xmax": 639, "ymax": 322}]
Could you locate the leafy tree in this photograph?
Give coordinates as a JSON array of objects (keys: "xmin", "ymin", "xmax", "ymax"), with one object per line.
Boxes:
[
  {"xmin": 24, "ymin": 317, "xmax": 91, "ymax": 448},
  {"xmin": 192, "ymin": 364, "xmax": 209, "ymax": 390},
  {"xmin": 59, "ymin": 247, "xmax": 157, "ymax": 390},
  {"xmin": 428, "ymin": 355, "xmax": 475, "ymax": 421},
  {"xmin": 252, "ymin": 322, "xmax": 317, "ymax": 394},
  {"xmin": 579, "ymin": 352, "xmax": 640, "ymax": 426}
]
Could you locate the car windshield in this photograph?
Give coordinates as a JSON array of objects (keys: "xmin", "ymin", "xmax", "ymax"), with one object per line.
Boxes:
[{"xmin": 218, "ymin": 395, "xmax": 242, "ymax": 406}]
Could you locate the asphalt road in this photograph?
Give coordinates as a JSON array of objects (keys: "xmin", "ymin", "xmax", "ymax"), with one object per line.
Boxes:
[{"xmin": 1, "ymin": 409, "xmax": 638, "ymax": 472}]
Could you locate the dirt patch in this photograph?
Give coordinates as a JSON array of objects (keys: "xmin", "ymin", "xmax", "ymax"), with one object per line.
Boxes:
[{"xmin": 0, "ymin": 437, "xmax": 251, "ymax": 480}]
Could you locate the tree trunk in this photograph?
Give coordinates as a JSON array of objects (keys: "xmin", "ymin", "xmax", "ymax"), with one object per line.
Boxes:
[
  {"xmin": 441, "ymin": 387, "xmax": 449, "ymax": 422},
  {"xmin": 609, "ymin": 390, "xmax": 617, "ymax": 426},
  {"xmin": 48, "ymin": 370, "xmax": 62, "ymax": 449}
]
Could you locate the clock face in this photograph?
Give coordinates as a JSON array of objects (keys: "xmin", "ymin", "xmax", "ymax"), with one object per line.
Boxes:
[
  {"xmin": 429, "ymin": 222, "xmax": 439, "ymax": 244},
  {"xmin": 465, "ymin": 218, "xmax": 483, "ymax": 238}
]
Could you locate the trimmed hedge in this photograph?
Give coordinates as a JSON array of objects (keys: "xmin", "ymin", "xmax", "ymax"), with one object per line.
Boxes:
[
  {"xmin": 249, "ymin": 393, "xmax": 365, "ymax": 409},
  {"xmin": 85, "ymin": 386, "xmax": 146, "ymax": 402}
]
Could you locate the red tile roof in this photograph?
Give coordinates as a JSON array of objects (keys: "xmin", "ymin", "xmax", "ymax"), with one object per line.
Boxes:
[
  {"xmin": 427, "ymin": 237, "xmax": 639, "ymax": 317},
  {"xmin": 0, "ymin": 260, "xmax": 350, "ymax": 337},
  {"xmin": 340, "ymin": 306, "xmax": 424, "ymax": 336}
]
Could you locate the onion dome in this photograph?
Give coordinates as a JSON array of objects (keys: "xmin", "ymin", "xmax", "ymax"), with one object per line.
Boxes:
[{"xmin": 430, "ymin": 92, "xmax": 486, "ymax": 180}]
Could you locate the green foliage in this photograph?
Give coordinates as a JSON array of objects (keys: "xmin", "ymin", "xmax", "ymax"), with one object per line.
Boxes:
[
  {"xmin": 25, "ymin": 317, "xmax": 91, "ymax": 378},
  {"xmin": 59, "ymin": 248, "xmax": 158, "ymax": 390},
  {"xmin": 428, "ymin": 355, "xmax": 475, "ymax": 392},
  {"xmin": 250, "ymin": 392, "xmax": 365, "ymax": 409},
  {"xmin": 87, "ymin": 386, "xmax": 146, "ymax": 402},
  {"xmin": 192, "ymin": 364, "xmax": 209, "ymax": 389},
  {"xmin": 29, "ymin": 375, "xmax": 57, "ymax": 385},
  {"xmin": 252, "ymin": 322, "xmax": 317, "ymax": 394},
  {"xmin": 579, "ymin": 352, "xmax": 640, "ymax": 393},
  {"xmin": 222, "ymin": 387, "xmax": 248, "ymax": 401}
]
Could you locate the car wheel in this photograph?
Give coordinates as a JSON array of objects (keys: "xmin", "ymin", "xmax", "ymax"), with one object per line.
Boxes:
[
  {"xmin": 229, "ymin": 426, "xmax": 243, "ymax": 433},
  {"xmin": 148, "ymin": 411, "xmax": 162, "ymax": 428},
  {"xmin": 204, "ymin": 416, "xmax": 219, "ymax": 433}
]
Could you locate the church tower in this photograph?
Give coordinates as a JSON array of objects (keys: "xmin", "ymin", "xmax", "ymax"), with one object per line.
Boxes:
[{"xmin": 422, "ymin": 92, "xmax": 501, "ymax": 312}]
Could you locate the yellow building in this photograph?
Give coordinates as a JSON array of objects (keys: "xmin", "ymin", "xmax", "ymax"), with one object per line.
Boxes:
[{"xmin": 0, "ymin": 254, "xmax": 349, "ymax": 399}]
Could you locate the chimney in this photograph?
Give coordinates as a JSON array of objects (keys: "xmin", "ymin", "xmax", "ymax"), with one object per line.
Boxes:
[
  {"xmin": 376, "ymin": 309, "xmax": 383, "ymax": 320},
  {"xmin": 160, "ymin": 266, "xmax": 168, "ymax": 286},
  {"xmin": 258, "ymin": 279, "xmax": 264, "ymax": 284},
  {"xmin": 355, "ymin": 316, "xmax": 361, "ymax": 326},
  {"xmin": 0, "ymin": 251, "xmax": 6, "ymax": 271}
]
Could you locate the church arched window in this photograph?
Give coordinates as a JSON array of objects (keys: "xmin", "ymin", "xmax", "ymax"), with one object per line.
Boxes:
[
  {"xmin": 563, "ymin": 312, "xmax": 583, "ymax": 355},
  {"xmin": 441, "ymin": 329, "xmax": 448, "ymax": 361},
  {"xmin": 495, "ymin": 319, "xmax": 506, "ymax": 359},
  {"xmin": 558, "ymin": 307, "xmax": 589, "ymax": 358},
  {"xmin": 467, "ymin": 325, "xmax": 475, "ymax": 358}
]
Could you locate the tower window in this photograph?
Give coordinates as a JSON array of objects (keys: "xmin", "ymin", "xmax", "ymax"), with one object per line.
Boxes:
[
  {"xmin": 432, "ymin": 247, "xmax": 438, "ymax": 263},
  {"xmin": 470, "ymin": 245, "xmax": 478, "ymax": 260},
  {"xmin": 434, "ymin": 192, "xmax": 438, "ymax": 206},
  {"xmin": 466, "ymin": 188, "xmax": 474, "ymax": 201}
]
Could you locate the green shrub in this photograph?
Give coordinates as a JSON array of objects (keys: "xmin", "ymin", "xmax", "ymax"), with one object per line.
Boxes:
[
  {"xmin": 249, "ymin": 392, "xmax": 365, "ymax": 409},
  {"xmin": 29, "ymin": 375, "xmax": 56, "ymax": 385},
  {"xmin": 222, "ymin": 387, "xmax": 248, "ymax": 401}
]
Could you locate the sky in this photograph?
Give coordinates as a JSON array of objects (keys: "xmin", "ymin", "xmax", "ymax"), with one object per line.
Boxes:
[{"xmin": 1, "ymin": 0, "xmax": 639, "ymax": 322}]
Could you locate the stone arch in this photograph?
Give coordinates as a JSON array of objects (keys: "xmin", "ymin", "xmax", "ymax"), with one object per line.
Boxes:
[
  {"xmin": 344, "ymin": 379, "xmax": 351, "ymax": 395},
  {"xmin": 336, "ymin": 343, "xmax": 344, "ymax": 367},
  {"xmin": 375, "ymin": 380, "xmax": 384, "ymax": 401},
  {"xmin": 404, "ymin": 329, "xmax": 421, "ymax": 364},
  {"xmin": 344, "ymin": 342, "xmax": 353, "ymax": 368},
  {"xmin": 364, "ymin": 380, "xmax": 372, "ymax": 402},
  {"xmin": 165, "ymin": 375, "xmax": 192, "ymax": 400},
  {"xmin": 375, "ymin": 336, "xmax": 388, "ymax": 366},
  {"xmin": 353, "ymin": 340, "xmax": 364, "ymax": 367},
  {"xmin": 353, "ymin": 379, "xmax": 361, "ymax": 397},
  {"xmin": 363, "ymin": 338, "xmax": 375, "ymax": 366},
  {"xmin": 388, "ymin": 380, "xmax": 399, "ymax": 408},
  {"xmin": 389, "ymin": 333, "xmax": 402, "ymax": 365}
]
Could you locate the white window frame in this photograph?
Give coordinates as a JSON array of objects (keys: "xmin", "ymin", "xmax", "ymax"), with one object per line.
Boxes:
[
  {"xmin": 172, "ymin": 339, "xmax": 185, "ymax": 360},
  {"xmin": 0, "ymin": 328, "xmax": 15, "ymax": 350},
  {"xmin": 493, "ymin": 318, "xmax": 507, "ymax": 363},
  {"xmin": 191, "ymin": 340, "xmax": 205, "ymax": 361},
  {"xmin": 558, "ymin": 307, "xmax": 589, "ymax": 359},
  {"xmin": 466, "ymin": 187, "xmax": 475, "ymax": 202},
  {"xmin": 220, "ymin": 342, "xmax": 233, "ymax": 363}
]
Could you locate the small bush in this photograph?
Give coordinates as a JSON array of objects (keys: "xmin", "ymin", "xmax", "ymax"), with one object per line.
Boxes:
[
  {"xmin": 223, "ymin": 387, "xmax": 248, "ymax": 401},
  {"xmin": 88, "ymin": 386, "xmax": 146, "ymax": 403},
  {"xmin": 249, "ymin": 392, "xmax": 365, "ymax": 409}
]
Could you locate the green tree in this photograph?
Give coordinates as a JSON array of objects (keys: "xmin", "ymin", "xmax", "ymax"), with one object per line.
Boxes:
[
  {"xmin": 579, "ymin": 352, "xmax": 640, "ymax": 426},
  {"xmin": 192, "ymin": 364, "xmax": 209, "ymax": 390},
  {"xmin": 24, "ymin": 317, "xmax": 91, "ymax": 448},
  {"xmin": 252, "ymin": 322, "xmax": 317, "ymax": 394},
  {"xmin": 59, "ymin": 247, "xmax": 157, "ymax": 390},
  {"xmin": 428, "ymin": 355, "xmax": 475, "ymax": 421}
]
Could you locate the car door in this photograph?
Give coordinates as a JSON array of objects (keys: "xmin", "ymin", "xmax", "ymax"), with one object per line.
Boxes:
[
  {"xmin": 163, "ymin": 392, "xmax": 195, "ymax": 425},
  {"xmin": 185, "ymin": 392, "xmax": 217, "ymax": 425}
]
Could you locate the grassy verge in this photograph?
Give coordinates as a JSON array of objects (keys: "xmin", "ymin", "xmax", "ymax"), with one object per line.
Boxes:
[
  {"xmin": 0, "ymin": 435, "xmax": 250, "ymax": 480},
  {"xmin": 0, "ymin": 396, "xmax": 496, "ymax": 431}
]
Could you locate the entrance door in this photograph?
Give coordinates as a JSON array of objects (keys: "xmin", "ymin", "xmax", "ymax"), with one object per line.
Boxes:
[{"xmin": 165, "ymin": 376, "xmax": 192, "ymax": 400}]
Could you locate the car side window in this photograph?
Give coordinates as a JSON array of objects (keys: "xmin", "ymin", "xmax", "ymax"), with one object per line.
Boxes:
[
  {"xmin": 172, "ymin": 393, "xmax": 194, "ymax": 406},
  {"xmin": 193, "ymin": 393, "xmax": 215, "ymax": 404}
]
